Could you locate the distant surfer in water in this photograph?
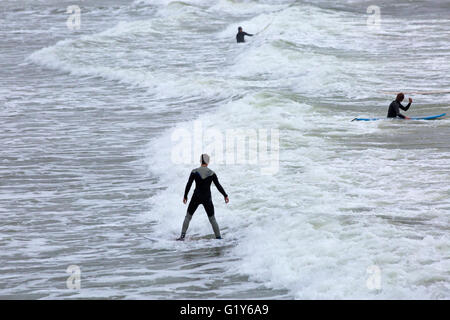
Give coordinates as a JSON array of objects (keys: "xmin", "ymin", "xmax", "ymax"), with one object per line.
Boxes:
[
  {"xmin": 177, "ymin": 154, "xmax": 229, "ymax": 241},
  {"xmin": 236, "ymin": 26, "xmax": 253, "ymax": 43},
  {"xmin": 387, "ymin": 93, "xmax": 412, "ymax": 119}
]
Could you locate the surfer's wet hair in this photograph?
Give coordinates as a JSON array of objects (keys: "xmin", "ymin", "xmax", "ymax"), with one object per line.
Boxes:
[{"xmin": 396, "ymin": 93, "xmax": 404, "ymax": 101}]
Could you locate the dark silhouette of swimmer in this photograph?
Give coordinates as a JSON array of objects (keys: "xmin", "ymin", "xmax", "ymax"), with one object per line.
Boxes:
[
  {"xmin": 236, "ymin": 26, "xmax": 253, "ymax": 43},
  {"xmin": 387, "ymin": 93, "xmax": 412, "ymax": 119}
]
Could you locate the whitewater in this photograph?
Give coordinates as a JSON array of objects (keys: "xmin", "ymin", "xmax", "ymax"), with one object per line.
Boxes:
[{"xmin": 0, "ymin": 0, "xmax": 449, "ymax": 299}]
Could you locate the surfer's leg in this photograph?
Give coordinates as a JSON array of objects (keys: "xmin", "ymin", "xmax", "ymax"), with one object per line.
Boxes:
[
  {"xmin": 177, "ymin": 199, "xmax": 200, "ymax": 240},
  {"xmin": 208, "ymin": 215, "xmax": 221, "ymax": 239},
  {"xmin": 178, "ymin": 213, "xmax": 193, "ymax": 240},
  {"xmin": 203, "ymin": 199, "xmax": 221, "ymax": 239},
  {"xmin": 187, "ymin": 197, "xmax": 200, "ymax": 215}
]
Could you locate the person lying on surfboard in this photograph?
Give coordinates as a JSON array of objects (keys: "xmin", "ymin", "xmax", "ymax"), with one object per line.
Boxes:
[
  {"xmin": 387, "ymin": 93, "xmax": 412, "ymax": 119},
  {"xmin": 236, "ymin": 26, "xmax": 253, "ymax": 43},
  {"xmin": 176, "ymin": 154, "xmax": 229, "ymax": 241}
]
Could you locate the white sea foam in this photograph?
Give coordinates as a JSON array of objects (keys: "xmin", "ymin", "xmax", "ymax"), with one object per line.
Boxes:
[
  {"xmin": 139, "ymin": 1, "xmax": 450, "ymax": 299},
  {"xmin": 144, "ymin": 85, "xmax": 449, "ymax": 298},
  {"xmin": 13, "ymin": 0, "xmax": 450, "ymax": 299}
]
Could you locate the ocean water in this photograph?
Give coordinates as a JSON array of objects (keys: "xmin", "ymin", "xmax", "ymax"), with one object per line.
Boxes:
[{"xmin": 0, "ymin": 0, "xmax": 449, "ymax": 299}]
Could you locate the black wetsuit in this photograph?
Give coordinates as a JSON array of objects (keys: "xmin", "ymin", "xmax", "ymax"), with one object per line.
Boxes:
[
  {"xmin": 387, "ymin": 100, "xmax": 411, "ymax": 118},
  {"xmin": 236, "ymin": 31, "xmax": 253, "ymax": 43},
  {"xmin": 184, "ymin": 166, "xmax": 228, "ymax": 217}
]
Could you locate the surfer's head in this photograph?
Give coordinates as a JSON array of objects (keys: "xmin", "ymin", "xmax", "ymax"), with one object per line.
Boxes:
[
  {"xmin": 238, "ymin": 26, "xmax": 242, "ymax": 32},
  {"xmin": 200, "ymin": 154, "xmax": 210, "ymax": 166},
  {"xmin": 396, "ymin": 93, "xmax": 405, "ymax": 102}
]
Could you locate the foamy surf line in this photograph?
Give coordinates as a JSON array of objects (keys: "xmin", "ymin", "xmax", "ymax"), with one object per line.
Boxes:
[
  {"xmin": 27, "ymin": 6, "xmax": 241, "ymax": 100},
  {"xmin": 143, "ymin": 84, "xmax": 449, "ymax": 299},
  {"xmin": 7, "ymin": 0, "xmax": 449, "ymax": 300},
  {"xmin": 27, "ymin": 42, "xmax": 233, "ymax": 100},
  {"xmin": 138, "ymin": 1, "xmax": 450, "ymax": 299}
]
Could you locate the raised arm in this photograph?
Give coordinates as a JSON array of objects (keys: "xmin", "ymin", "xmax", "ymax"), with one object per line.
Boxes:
[
  {"xmin": 398, "ymin": 98, "xmax": 412, "ymax": 119},
  {"xmin": 244, "ymin": 32, "xmax": 253, "ymax": 36},
  {"xmin": 400, "ymin": 98, "xmax": 412, "ymax": 111},
  {"xmin": 399, "ymin": 102, "xmax": 411, "ymax": 111}
]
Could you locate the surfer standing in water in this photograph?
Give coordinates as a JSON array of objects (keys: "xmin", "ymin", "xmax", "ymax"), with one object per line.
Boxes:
[
  {"xmin": 387, "ymin": 93, "xmax": 412, "ymax": 119},
  {"xmin": 236, "ymin": 26, "xmax": 253, "ymax": 43},
  {"xmin": 177, "ymin": 154, "xmax": 229, "ymax": 241}
]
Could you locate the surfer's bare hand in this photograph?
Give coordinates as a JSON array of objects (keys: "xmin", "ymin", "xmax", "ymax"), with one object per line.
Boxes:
[
  {"xmin": 183, "ymin": 198, "xmax": 187, "ymax": 204},
  {"xmin": 409, "ymin": 98, "xmax": 413, "ymax": 103},
  {"xmin": 225, "ymin": 197, "xmax": 229, "ymax": 204}
]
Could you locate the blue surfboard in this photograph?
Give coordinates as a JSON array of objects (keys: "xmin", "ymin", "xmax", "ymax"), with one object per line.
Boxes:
[{"xmin": 352, "ymin": 113, "xmax": 446, "ymax": 121}]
